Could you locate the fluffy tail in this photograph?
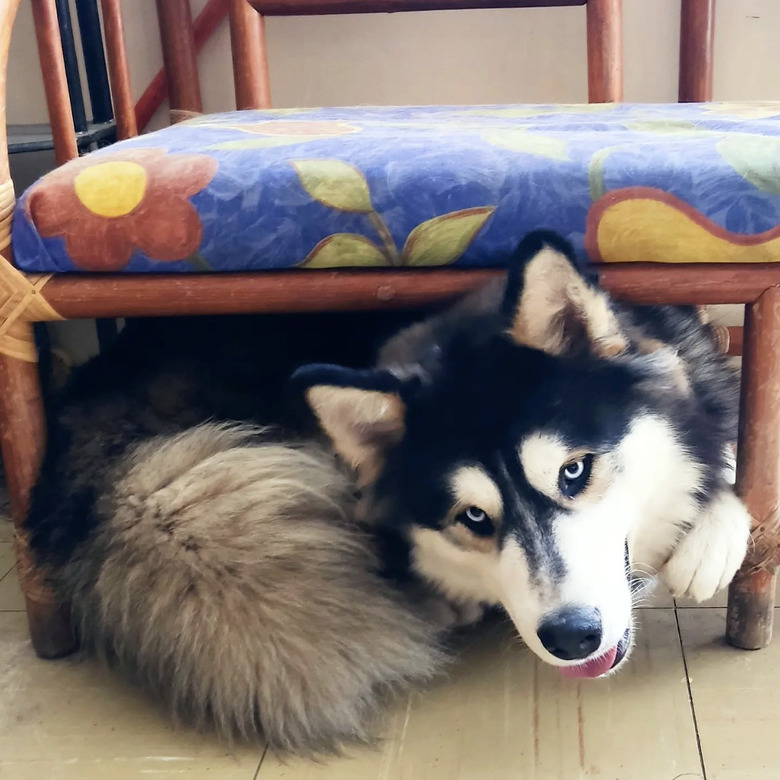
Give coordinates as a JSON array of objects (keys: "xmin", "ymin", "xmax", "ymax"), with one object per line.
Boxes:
[{"xmin": 59, "ymin": 424, "xmax": 443, "ymax": 754}]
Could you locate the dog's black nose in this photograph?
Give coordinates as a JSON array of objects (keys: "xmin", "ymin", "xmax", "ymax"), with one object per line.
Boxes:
[{"xmin": 537, "ymin": 608, "xmax": 602, "ymax": 661}]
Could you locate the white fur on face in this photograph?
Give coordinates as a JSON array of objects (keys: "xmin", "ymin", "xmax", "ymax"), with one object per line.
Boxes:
[
  {"xmin": 449, "ymin": 465, "xmax": 503, "ymax": 521},
  {"xmin": 519, "ymin": 433, "xmax": 568, "ymax": 500},
  {"xmin": 409, "ymin": 413, "xmax": 706, "ymax": 669},
  {"xmin": 623, "ymin": 416, "xmax": 705, "ymax": 574},
  {"xmin": 511, "ymin": 414, "xmax": 705, "ymax": 666},
  {"xmin": 410, "ymin": 527, "xmax": 503, "ymax": 605},
  {"xmin": 409, "ymin": 465, "xmax": 505, "ymax": 605},
  {"xmin": 498, "ymin": 501, "xmax": 632, "ymax": 667}
]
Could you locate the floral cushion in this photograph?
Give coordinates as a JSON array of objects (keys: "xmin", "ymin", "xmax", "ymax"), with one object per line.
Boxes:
[{"xmin": 11, "ymin": 102, "xmax": 780, "ymax": 273}]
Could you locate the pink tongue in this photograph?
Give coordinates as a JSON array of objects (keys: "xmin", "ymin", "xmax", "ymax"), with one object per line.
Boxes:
[{"xmin": 558, "ymin": 646, "xmax": 618, "ymax": 679}]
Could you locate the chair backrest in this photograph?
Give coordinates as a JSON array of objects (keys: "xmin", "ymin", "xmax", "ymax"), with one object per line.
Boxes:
[
  {"xmin": 158, "ymin": 0, "xmax": 621, "ymax": 111},
  {"xmin": 18, "ymin": 0, "xmax": 271, "ymax": 166},
  {"xmin": 1, "ymin": 0, "xmax": 716, "ymax": 179}
]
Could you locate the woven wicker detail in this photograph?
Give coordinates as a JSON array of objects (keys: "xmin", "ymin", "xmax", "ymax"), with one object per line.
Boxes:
[
  {"xmin": 744, "ymin": 513, "xmax": 780, "ymax": 575},
  {"xmin": 0, "ymin": 179, "xmax": 63, "ymax": 361},
  {"xmin": 710, "ymin": 322, "xmax": 731, "ymax": 354},
  {"xmin": 695, "ymin": 305, "xmax": 731, "ymax": 354},
  {"xmin": 0, "ymin": 180, "xmax": 15, "ymax": 252}
]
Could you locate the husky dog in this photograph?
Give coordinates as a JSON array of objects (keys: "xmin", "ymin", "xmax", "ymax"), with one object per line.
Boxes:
[
  {"xmin": 25, "ymin": 231, "xmax": 749, "ymax": 753},
  {"xmin": 297, "ymin": 231, "xmax": 750, "ymax": 679}
]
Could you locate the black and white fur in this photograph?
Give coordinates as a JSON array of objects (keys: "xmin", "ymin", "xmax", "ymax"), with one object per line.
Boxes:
[
  {"xmin": 24, "ymin": 232, "xmax": 749, "ymax": 753},
  {"xmin": 298, "ymin": 231, "xmax": 750, "ymax": 674}
]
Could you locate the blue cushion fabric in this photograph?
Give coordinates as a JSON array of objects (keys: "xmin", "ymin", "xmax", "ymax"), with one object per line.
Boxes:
[{"xmin": 12, "ymin": 101, "xmax": 780, "ymax": 273}]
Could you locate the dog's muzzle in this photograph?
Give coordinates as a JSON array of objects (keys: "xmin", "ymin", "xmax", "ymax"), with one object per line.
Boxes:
[{"xmin": 543, "ymin": 543, "xmax": 634, "ymax": 679}]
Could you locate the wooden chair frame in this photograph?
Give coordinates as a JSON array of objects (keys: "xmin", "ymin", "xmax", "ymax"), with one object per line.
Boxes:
[{"xmin": 1, "ymin": 0, "xmax": 777, "ymax": 661}]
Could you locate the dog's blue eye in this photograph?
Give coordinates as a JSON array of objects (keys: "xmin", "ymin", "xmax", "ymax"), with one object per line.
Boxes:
[
  {"xmin": 559, "ymin": 455, "xmax": 594, "ymax": 498},
  {"xmin": 457, "ymin": 506, "xmax": 495, "ymax": 537},
  {"xmin": 466, "ymin": 507, "xmax": 486, "ymax": 523}
]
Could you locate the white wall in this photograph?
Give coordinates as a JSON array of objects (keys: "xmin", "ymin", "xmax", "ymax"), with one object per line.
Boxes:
[
  {"xmin": 9, "ymin": 0, "xmax": 780, "ymax": 127},
  {"xmin": 9, "ymin": 0, "xmax": 777, "ymax": 355}
]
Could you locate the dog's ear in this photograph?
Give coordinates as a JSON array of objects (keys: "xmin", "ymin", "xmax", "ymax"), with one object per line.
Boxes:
[
  {"xmin": 293, "ymin": 365, "xmax": 406, "ymax": 484},
  {"xmin": 502, "ymin": 231, "xmax": 627, "ymax": 358}
]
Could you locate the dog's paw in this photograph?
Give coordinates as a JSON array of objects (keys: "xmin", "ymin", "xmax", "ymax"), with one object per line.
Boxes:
[{"xmin": 660, "ymin": 490, "xmax": 750, "ymax": 602}]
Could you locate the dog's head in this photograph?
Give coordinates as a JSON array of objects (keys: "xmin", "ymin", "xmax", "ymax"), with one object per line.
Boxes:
[{"xmin": 295, "ymin": 232, "xmax": 727, "ymax": 678}]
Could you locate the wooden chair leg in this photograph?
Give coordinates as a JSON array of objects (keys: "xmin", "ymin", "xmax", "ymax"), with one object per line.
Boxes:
[
  {"xmin": 155, "ymin": 0, "xmax": 203, "ymax": 114},
  {"xmin": 727, "ymin": 287, "xmax": 780, "ymax": 650},
  {"xmin": 0, "ymin": 321, "xmax": 77, "ymax": 659},
  {"xmin": 678, "ymin": 0, "xmax": 715, "ymax": 103},
  {"xmin": 585, "ymin": 0, "xmax": 623, "ymax": 103},
  {"xmin": 228, "ymin": 0, "xmax": 271, "ymax": 110}
]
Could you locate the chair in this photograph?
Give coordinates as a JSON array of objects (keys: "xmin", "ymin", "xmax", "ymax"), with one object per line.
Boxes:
[{"xmin": 2, "ymin": 0, "xmax": 778, "ymax": 662}]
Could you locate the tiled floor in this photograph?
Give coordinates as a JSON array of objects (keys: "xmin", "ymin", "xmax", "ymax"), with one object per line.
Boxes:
[{"xmin": 1, "ymin": 515, "xmax": 778, "ymax": 780}]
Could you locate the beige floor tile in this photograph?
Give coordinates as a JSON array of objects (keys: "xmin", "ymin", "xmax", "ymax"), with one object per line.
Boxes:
[
  {"xmin": 677, "ymin": 592, "xmax": 729, "ymax": 609},
  {"xmin": 259, "ymin": 610, "xmax": 702, "ymax": 780},
  {"xmin": 0, "ymin": 519, "xmax": 13, "ymax": 545},
  {"xmin": 0, "ymin": 613, "xmax": 262, "ymax": 779},
  {"xmin": 0, "ymin": 563, "xmax": 24, "ymax": 611},
  {"xmin": 679, "ymin": 608, "xmax": 780, "ymax": 780},
  {"xmin": 0, "ymin": 539, "xmax": 22, "ymax": 614},
  {"xmin": 677, "ymin": 576, "xmax": 780, "ymax": 610},
  {"xmin": 0, "ymin": 759, "xmax": 259, "ymax": 779},
  {"xmin": 0, "ymin": 543, "xmax": 14, "ymax": 578}
]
